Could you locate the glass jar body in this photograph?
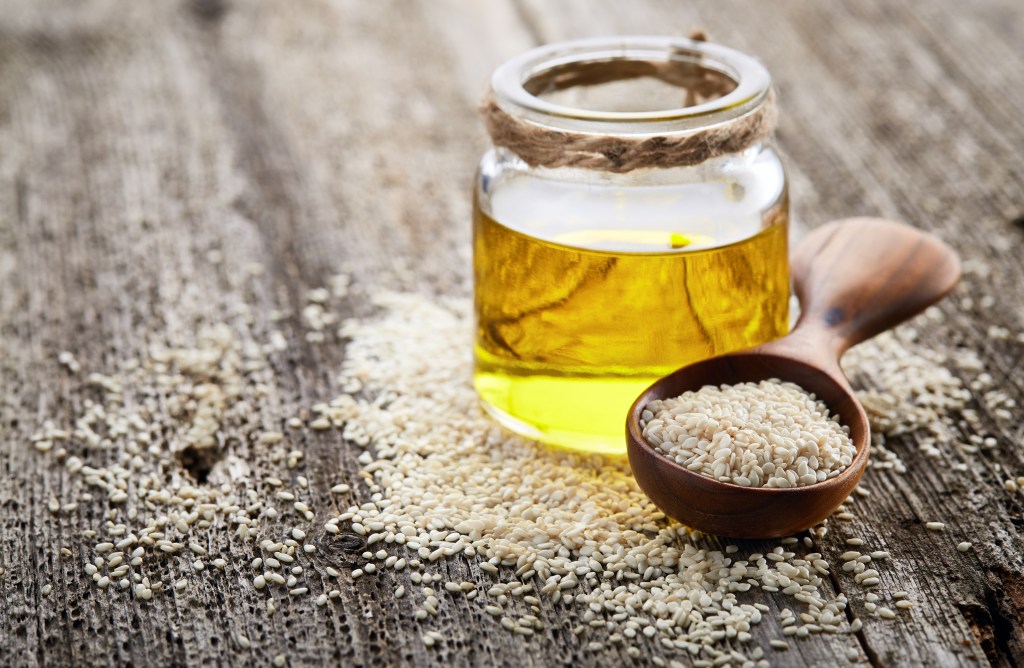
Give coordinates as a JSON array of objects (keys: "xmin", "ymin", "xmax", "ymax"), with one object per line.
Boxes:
[{"xmin": 473, "ymin": 146, "xmax": 790, "ymax": 455}]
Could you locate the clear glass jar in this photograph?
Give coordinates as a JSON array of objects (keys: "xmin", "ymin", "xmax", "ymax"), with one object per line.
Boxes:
[{"xmin": 474, "ymin": 36, "xmax": 789, "ymax": 455}]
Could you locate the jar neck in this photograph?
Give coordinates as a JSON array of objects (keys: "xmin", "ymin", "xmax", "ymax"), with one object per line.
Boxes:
[{"xmin": 483, "ymin": 36, "xmax": 776, "ymax": 174}]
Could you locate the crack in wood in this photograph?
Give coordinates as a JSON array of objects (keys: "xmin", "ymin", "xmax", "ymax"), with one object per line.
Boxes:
[{"xmin": 819, "ymin": 535, "xmax": 884, "ymax": 668}]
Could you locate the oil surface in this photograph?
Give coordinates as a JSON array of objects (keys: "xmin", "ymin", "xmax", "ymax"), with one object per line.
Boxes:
[{"xmin": 473, "ymin": 181, "xmax": 789, "ymax": 455}]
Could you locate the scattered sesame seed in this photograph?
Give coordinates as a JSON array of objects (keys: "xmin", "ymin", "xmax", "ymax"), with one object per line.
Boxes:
[
  {"xmin": 27, "ymin": 287, "xmax": 991, "ymax": 663},
  {"xmin": 878, "ymin": 607, "xmax": 897, "ymax": 620}
]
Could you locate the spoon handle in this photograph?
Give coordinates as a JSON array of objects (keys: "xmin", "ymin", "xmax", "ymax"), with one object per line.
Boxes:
[{"xmin": 782, "ymin": 217, "xmax": 960, "ymax": 361}]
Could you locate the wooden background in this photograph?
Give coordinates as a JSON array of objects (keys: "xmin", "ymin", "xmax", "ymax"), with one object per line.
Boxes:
[{"xmin": 1, "ymin": 0, "xmax": 1023, "ymax": 666}]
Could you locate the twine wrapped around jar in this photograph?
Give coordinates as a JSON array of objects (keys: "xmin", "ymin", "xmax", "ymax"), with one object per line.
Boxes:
[{"xmin": 480, "ymin": 35, "xmax": 778, "ymax": 174}]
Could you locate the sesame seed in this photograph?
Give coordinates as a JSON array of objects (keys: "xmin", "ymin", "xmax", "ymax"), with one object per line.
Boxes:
[
  {"xmin": 957, "ymin": 542, "xmax": 973, "ymax": 552},
  {"xmin": 29, "ymin": 287, "xmax": 983, "ymax": 662},
  {"xmin": 642, "ymin": 380, "xmax": 856, "ymax": 489},
  {"xmin": 925, "ymin": 522, "xmax": 945, "ymax": 531}
]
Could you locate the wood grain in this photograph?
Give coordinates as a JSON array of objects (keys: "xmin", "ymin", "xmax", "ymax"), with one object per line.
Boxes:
[{"xmin": 1, "ymin": 0, "xmax": 1022, "ymax": 666}]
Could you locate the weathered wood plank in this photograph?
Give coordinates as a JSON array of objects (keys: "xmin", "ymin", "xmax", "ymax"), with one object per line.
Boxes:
[{"xmin": 1, "ymin": 0, "xmax": 1022, "ymax": 666}]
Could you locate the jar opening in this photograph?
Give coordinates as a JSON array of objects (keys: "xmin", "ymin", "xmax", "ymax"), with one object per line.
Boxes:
[{"xmin": 524, "ymin": 56, "xmax": 739, "ymax": 115}]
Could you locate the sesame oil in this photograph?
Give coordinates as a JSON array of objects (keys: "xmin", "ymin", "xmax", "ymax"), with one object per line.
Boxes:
[{"xmin": 473, "ymin": 175, "xmax": 790, "ymax": 455}]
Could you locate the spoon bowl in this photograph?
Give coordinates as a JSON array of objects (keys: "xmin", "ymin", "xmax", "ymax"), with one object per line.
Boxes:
[
  {"xmin": 627, "ymin": 351, "xmax": 869, "ymax": 539},
  {"xmin": 626, "ymin": 218, "xmax": 960, "ymax": 539}
]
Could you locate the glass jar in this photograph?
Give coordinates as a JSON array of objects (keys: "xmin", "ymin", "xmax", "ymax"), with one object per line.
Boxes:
[{"xmin": 474, "ymin": 36, "xmax": 789, "ymax": 455}]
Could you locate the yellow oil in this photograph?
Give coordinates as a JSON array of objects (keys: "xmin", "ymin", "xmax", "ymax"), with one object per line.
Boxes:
[{"xmin": 473, "ymin": 190, "xmax": 789, "ymax": 456}]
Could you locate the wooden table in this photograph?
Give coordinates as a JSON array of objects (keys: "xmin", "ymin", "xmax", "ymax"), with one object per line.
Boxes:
[{"xmin": 2, "ymin": 1, "xmax": 1022, "ymax": 665}]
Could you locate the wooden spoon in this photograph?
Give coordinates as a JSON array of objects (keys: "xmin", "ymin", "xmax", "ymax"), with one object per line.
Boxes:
[{"xmin": 626, "ymin": 218, "xmax": 961, "ymax": 539}]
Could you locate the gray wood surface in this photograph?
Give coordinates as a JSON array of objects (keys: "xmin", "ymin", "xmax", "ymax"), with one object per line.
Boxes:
[{"xmin": 1, "ymin": 0, "xmax": 1023, "ymax": 666}]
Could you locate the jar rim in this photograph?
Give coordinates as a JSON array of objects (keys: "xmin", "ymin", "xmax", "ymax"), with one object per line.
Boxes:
[{"xmin": 490, "ymin": 36, "xmax": 772, "ymax": 134}]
